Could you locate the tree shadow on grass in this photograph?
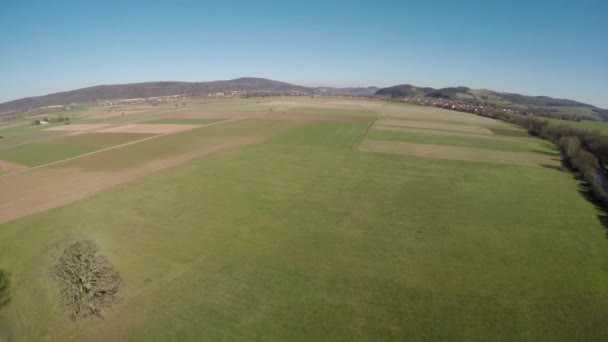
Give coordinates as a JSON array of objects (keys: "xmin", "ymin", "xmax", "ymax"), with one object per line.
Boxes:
[
  {"xmin": 533, "ymin": 149, "xmax": 561, "ymax": 157},
  {"xmin": 574, "ymin": 174, "xmax": 608, "ymax": 237},
  {"xmin": 539, "ymin": 156, "xmax": 566, "ymax": 172},
  {"xmin": 554, "ymin": 158, "xmax": 608, "ymax": 236},
  {"xmin": 539, "ymin": 164, "xmax": 565, "ymax": 172}
]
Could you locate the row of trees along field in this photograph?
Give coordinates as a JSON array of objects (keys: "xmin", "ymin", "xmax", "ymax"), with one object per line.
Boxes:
[{"xmin": 478, "ymin": 109, "xmax": 608, "ymax": 208}]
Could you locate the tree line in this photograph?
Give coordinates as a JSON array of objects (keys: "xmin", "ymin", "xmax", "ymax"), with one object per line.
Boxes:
[{"xmin": 477, "ymin": 110, "xmax": 608, "ymax": 208}]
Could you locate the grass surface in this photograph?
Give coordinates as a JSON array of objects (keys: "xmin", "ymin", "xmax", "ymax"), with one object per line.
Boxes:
[
  {"xmin": 367, "ymin": 127, "xmax": 555, "ymax": 153},
  {"xmin": 0, "ymin": 98, "xmax": 607, "ymax": 340},
  {"xmin": 269, "ymin": 121, "xmax": 370, "ymax": 149},
  {"xmin": 0, "ymin": 133, "xmax": 151, "ymax": 166},
  {"xmin": 0, "ymin": 143, "xmax": 96, "ymax": 166}
]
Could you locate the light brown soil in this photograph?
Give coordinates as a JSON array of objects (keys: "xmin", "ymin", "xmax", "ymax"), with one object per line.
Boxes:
[
  {"xmin": 358, "ymin": 139, "xmax": 560, "ymax": 167},
  {"xmin": 0, "ymin": 160, "xmax": 27, "ymax": 173},
  {"xmin": 0, "ymin": 137, "xmax": 262, "ymax": 224},
  {"xmin": 96, "ymin": 124, "xmax": 199, "ymax": 134},
  {"xmin": 46, "ymin": 124, "xmax": 112, "ymax": 132},
  {"xmin": 0, "ymin": 119, "xmax": 292, "ymax": 224}
]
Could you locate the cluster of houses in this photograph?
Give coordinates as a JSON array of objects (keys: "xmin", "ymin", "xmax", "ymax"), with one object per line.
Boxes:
[
  {"xmin": 31, "ymin": 115, "xmax": 70, "ymax": 125},
  {"xmin": 96, "ymin": 91, "xmax": 311, "ymax": 106},
  {"xmin": 95, "ymin": 90, "xmax": 312, "ymax": 105},
  {"xmin": 97, "ymin": 95, "xmax": 192, "ymax": 109},
  {"xmin": 400, "ymin": 96, "xmax": 581, "ymax": 121},
  {"xmin": 32, "ymin": 117, "xmax": 50, "ymax": 125},
  {"xmin": 206, "ymin": 90, "xmax": 310, "ymax": 98}
]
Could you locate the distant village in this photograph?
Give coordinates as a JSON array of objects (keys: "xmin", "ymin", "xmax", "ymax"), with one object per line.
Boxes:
[
  {"xmin": 399, "ymin": 96, "xmax": 583, "ymax": 121},
  {"xmin": 95, "ymin": 90, "xmax": 311, "ymax": 109}
]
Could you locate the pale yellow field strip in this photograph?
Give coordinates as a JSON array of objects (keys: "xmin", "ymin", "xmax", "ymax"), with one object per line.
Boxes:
[
  {"xmin": 45, "ymin": 123, "xmax": 112, "ymax": 132},
  {"xmin": 378, "ymin": 103, "xmax": 503, "ymax": 124},
  {"xmin": 358, "ymin": 139, "xmax": 559, "ymax": 167},
  {"xmin": 376, "ymin": 119, "xmax": 494, "ymax": 135},
  {"xmin": 373, "ymin": 125, "xmax": 536, "ymax": 142}
]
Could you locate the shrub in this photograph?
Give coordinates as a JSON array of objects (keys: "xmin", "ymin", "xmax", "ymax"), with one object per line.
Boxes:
[
  {"xmin": 0, "ymin": 269, "xmax": 10, "ymax": 311},
  {"xmin": 560, "ymin": 136, "xmax": 581, "ymax": 160}
]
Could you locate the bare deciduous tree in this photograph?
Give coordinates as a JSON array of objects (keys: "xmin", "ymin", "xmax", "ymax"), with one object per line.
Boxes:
[{"xmin": 54, "ymin": 241, "xmax": 121, "ymax": 320}]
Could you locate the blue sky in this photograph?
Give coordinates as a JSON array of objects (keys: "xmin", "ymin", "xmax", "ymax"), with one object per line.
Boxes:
[{"xmin": 1, "ymin": 0, "xmax": 606, "ymax": 107}]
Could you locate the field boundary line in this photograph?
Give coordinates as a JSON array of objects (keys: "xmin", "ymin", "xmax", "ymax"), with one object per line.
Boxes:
[
  {"xmin": 0, "ymin": 116, "xmax": 252, "ymax": 178},
  {"xmin": 351, "ymin": 117, "xmax": 377, "ymax": 151}
]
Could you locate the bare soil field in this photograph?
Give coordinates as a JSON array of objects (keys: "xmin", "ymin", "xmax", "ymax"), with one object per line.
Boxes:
[
  {"xmin": 0, "ymin": 160, "xmax": 27, "ymax": 173},
  {"xmin": 358, "ymin": 139, "xmax": 560, "ymax": 167},
  {"xmin": 96, "ymin": 124, "xmax": 200, "ymax": 134},
  {"xmin": 0, "ymin": 139, "xmax": 256, "ymax": 224}
]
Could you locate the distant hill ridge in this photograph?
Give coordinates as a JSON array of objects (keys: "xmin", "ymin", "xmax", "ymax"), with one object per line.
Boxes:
[
  {"xmin": 0, "ymin": 78, "xmax": 312, "ymax": 113},
  {"xmin": 0, "ymin": 77, "xmax": 604, "ymax": 120},
  {"xmin": 375, "ymin": 84, "xmax": 606, "ymax": 120}
]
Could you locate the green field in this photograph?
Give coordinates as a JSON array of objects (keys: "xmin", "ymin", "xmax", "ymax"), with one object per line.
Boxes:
[
  {"xmin": 0, "ymin": 98, "xmax": 607, "ymax": 340},
  {"xmin": 367, "ymin": 126, "xmax": 557, "ymax": 153},
  {"xmin": 0, "ymin": 133, "xmax": 152, "ymax": 167}
]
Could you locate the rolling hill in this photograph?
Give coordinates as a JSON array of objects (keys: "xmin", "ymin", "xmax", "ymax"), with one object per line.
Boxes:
[
  {"xmin": 376, "ymin": 84, "xmax": 607, "ymax": 120},
  {"xmin": 1, "ymin": 77, "xmax": 605, "ymax": 121},
  {"xmin": 374, "ymin": 84, "xmax": 435, "ymax": 98},
  {"xmin": 313, "ymin": 86, "xmax": 379, "ymax": 96},
  {"xmin": 0, "ymin": 78, "xmax": 312, "ymax": 113}
]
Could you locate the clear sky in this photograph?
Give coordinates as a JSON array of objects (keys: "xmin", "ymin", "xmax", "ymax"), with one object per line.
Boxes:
[{"xmin": 1, "ymin": 0, "xmax": 606, "ymax": 107}]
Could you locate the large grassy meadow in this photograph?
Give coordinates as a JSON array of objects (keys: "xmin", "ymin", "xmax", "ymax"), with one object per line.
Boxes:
[{"xmin": 0, "ymin": 98, "xmax": 607, "ymax": 340}]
